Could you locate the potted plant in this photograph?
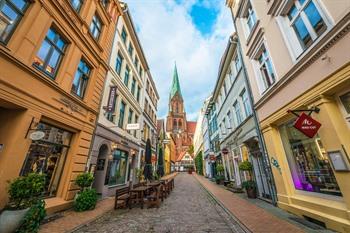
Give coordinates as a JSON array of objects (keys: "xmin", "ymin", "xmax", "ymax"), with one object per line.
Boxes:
[
  {"xmin": 74, "ymin": 173, "xmax": 98, "ymax": 212},
  {"xmin": 214, "ymin": 175, "xmax": 225, "ymax": 184},
  {"xmin": 239, "ymin": 160, "xmax": 257, "ymax": 198},
  {"xmin": 0, "ymin": 173, "xmax": 45, "ymax": 233},
  {"xmin": 136, "ymin": 168, "xmax": 145, "ymax": 182}
]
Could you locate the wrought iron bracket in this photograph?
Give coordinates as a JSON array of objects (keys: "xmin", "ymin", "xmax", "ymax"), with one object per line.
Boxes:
[{"xmin": 287, "ymin": 107, "xmax": 320, "ymax": 117}]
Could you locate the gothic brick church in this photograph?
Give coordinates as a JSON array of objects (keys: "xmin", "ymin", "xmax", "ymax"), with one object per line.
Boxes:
[{"xmin": 166, "ymin": 65, "xmax": 196, "ymax": 162}]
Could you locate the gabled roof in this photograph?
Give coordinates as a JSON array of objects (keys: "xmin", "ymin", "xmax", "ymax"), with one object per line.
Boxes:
[
  {"xmin": 169, "ymin": 64, "xmax": 182, "ymax": 99},
  {"xmin": 186, "ymin": 121, "xmax": 197, "ymax": 134}
]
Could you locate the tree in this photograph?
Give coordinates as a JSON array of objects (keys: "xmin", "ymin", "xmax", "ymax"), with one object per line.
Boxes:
[{"xmin": 194, "ymin": 151, "xmax": 203, "ymax": 175}]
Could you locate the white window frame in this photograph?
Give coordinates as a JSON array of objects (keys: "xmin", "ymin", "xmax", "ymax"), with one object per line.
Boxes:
[
  {"xmin": 276, "ymin": 0, "xmax": 332, "ymax": 60},
  {"xmin": 251, "ymin": 41, "xmax": 277, "ymax": 94}
]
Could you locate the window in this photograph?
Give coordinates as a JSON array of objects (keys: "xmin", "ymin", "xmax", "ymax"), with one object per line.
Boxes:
[
  {"xmin": 128, "ymin": 109, "xmax": 133, "ymax": 124},
  {"xmin": 70, "ymin": 0, "xmax": 83, "ymax": 12},
  {"xmin": 136, "ymin": 86, "xmax": 141, "ymax": 102},
  {"xmin": 134, "ymin": 56, "xmax": 139, "ymax": 69},
  {"xmin": 280, "ymin": 120, "xmax": 341, "ymax": 196},
  {"xmin": 227, "ymin": 111, "xmax": 233, "ymax": 129},
  {"xmin": 287, "ymin": 0, "xmax": 327, "ymax": 50},
  {"xmin": 134, "ymin": 115, "xmax": 138, "ymax": 137},
  {"xmin": 105, "ymin": 149, "xmax": 128, "ymax": 186},
  {"xmin": 21, "ymin": 122, "xmax": 72, "ymax": 197},
  {"xmin": 234, "ymin": 101, "xmax": 243, "ymax": 125},
  {"xmin": 241, "ymin": 89, "xmax": 252, "ymax": 117},
  {"xmin": 101, "ymin": 0, "xmax": 109, "ymax": 8},
  {"xmin": 115, "ymin": 52, "xmax": 123, "ymax": 75},
  {"xmin": 0, "ymin": 0, "xmax": 30, "ymax": 43},
  {"xmin": 131, "ymin": 78, "xmax": 136, "ymax": 95},
  {"xmin": 234, "ymin": 54, "xmax": 242, "ymax": 72},
  {"xmin": 118, "ymin": 101, "xmax": 126, "ymax": 128},
  {"xmin": 121, "ymin": 27, "xmax": 127, "ymax": 44},
  {"xmin": 33, "ymin": 28, "xmax": 66, "ymax": 78},
  {"xmin": 223, "ymin": 82, "xmax": 227, "ymax": 96},
  {"xmin": 246, "ymin": 3, "xmax": 257, "ymax": 33},
  {"xmin": 128, "ymin": 43, "xmax": 133, "ymax": 57},
  {"xmin": 90, "ymin": 14, "xmax": 102, "ymax": 40},
  {"xmin": 139, "ymin": 67, "xmax": 143, "ymax": 78},
  {"xmin": 124, "ymin": 65, "xmax": 130, "ymax": 87},
  {"xmin": 257, "ymin": 46, "xmax": 275, "ymax": 91},
  {"xmin": 71, "ymin": 59, "xmax": 90, "ymax": 98}
]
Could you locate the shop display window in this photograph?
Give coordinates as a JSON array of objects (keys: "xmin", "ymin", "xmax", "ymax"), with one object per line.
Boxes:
[
  {"xmin": 21, "ymin": 122, "xmax": 72, "ymax": 197},
  {"xmin": 105, "ymin": 149, "xmax": 128, "ymax": 186},
  {"xmin": 280, "ymin": 121, "xmax": 342, "ymax": 196}
]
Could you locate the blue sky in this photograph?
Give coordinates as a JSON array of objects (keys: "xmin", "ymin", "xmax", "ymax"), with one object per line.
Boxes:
[{"xmin": 125, "ymin": 0, "xmax": 233, "ymax": 121}]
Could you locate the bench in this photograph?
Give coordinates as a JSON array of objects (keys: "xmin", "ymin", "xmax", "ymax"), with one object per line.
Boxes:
[{"xmin": 114, "ymin": 186, "xmax": 130, "ymax": 209}]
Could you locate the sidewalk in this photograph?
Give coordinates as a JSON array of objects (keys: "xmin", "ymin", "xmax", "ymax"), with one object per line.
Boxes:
[
  {"xmin": 39, "ymin": 197, "xmax": 115, "ymax": 233},
  {"xmin": 194, "ymin": 174, "xmax": 304, "ymax": 233}
]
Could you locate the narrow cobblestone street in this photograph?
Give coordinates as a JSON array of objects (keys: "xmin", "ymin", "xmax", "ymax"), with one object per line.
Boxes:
[{"xmin": 75, "ymin": 173, "xmax": 246, "ymax": 233}]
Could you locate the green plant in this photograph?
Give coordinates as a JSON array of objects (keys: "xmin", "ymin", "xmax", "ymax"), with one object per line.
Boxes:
[
  {"xmin": 241, "ymin": 180, "xmax": 256, "ymax": 190},
  {"xmin": 135, "ymin": 168, "xmax": 144, "ymax": 181},
  {"xmin": 215, "ymin": 175, "xmax": 225, "ymax": 182},
  {"xmin": 194, "ymin": 152, "xmax": 203, "ymax": 175},
  {"xmin": 7, "ymin": 173, "xmax": 46, "ymax": 210},
  {"xmin": 216, "ymin": 164, "xmax": 224, "ymax": 174},
  {"xmin": 16, "ymin": 199, "xmax": 46, "ymax": 233},
  {"xmin": 75, "ymin": 173, "xmax": 94, "ymax": 190},
  {"xmin": 74, "ymin": 189, "xmax": 98, "ymax": 212},
  {"xmin": 239, "ymin": 160, "xmax": 253, "ymax": 171}
]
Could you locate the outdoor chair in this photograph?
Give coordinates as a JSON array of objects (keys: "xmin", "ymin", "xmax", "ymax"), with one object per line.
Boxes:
[
  {"xmin": 114, "ymin": 186, "xmax": 131, "ymax": 209},
  {"xmin": 145, "ymin": 184, "xmax": 162, "ymax": 208}
]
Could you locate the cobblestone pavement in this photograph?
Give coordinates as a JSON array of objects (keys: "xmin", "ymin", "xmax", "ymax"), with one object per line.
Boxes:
[{"xmin": 75, "ymin": 173, "xmax": 246, "ymax": 233}]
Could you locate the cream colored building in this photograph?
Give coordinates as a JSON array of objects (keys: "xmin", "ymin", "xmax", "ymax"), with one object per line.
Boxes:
[
  {"xmin": 227, "ymin": 0, "xmax": 350, "ymax": 231},
  {"xmin": 89, "ymin": 2, "xmax": 157, "ymax": 197}
]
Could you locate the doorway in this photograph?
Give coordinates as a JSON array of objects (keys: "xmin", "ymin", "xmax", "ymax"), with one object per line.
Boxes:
[{"xmin": 93, "ymin": 144, "xmax": 109, "ymax": 194}]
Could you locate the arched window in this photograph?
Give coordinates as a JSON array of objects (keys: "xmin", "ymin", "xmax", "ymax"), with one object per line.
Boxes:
[
  {"xmin": 173, "ymin": 119, "xmax": 177, "ymax": 129},
  {"xmin": 179, "ymin": 120, "xmax": 182, "ymax": 128}
]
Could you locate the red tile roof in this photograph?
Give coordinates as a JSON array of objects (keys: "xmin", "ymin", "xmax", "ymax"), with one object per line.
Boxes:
[
  {"xmin": 186, "ymin": 121, "xmax": 197, "ymax": 134},
  {"xmin": 176, "ymin": 151, "xmax": 187, "ymax": 162}
]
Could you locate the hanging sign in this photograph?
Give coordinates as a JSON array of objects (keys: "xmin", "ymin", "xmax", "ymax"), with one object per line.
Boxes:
[
  {"xmin": 29, "ymin": 131, "xmax": 45, "ymax": 141},
  {"xmin": 293, "ymin": 113, "xmax": 321, "ymax": 138},
  {"xmin": 221, "ymin": 148, "xmax": 229, "ymax": 154},
  {"xmin": 106, "ymin": 86, "xmax": 117, "ymax": 112},
  {"xmin": 209, "ymin": 154, "xmax": 216, "ymax": 161}
]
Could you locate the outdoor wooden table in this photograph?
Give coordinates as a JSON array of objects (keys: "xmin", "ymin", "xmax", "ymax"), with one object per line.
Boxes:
[{"xmin": 130, "ymin": 186, "xmax": 152, "ymax": 209}]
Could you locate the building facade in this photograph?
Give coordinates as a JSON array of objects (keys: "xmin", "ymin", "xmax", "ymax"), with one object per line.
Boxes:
[
  {"xmin": 88, "ymin": 2, "xmax": 156, "ymax": 198},
  {"xmin": 204, "ymin": 98, "xmax": 221, "ymax": 178},
  {"xmin": 166, "ymin": 65, "xmax": 196, "ymax": 165},
  {"xmin": 201, "ymin": 96, "xmax": 213, "ymax": 178},
  {"xmin": 213, "ymin": 34, "xmax": 274, "ymax": 200},
  {"xmin": 0, "ymin": 0, "xmax": 121, "ymax": 213},
  {"xmin": 227, "ymin": 0, "xmax": 350, "ymax": 231}
]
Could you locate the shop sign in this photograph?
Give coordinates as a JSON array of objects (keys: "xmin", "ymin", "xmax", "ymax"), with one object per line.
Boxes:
[
  {"xmin": 106, "ymin": 86, "xmax": 117, "ymax": 112},
  {"xmin": 221, "ymin": 148, "xmax": 229, "ymax": 154},
  {"xmin": 293, "ymin": 113, "xmax": 321, "ymax": 138},
  {"xmin": 152, "ymin": 154, "xmax": 157, "ymax": 162},
  {"xmin": 126, "ymin": 123, "xmax": 140, "ymax": 130},
  {"xmin": 209, "ymin": 154, "xmax": 216, "ymax": 161},
  {"xmin": 29, "ymin": 131, "xmax": 45, "ymax": 141}
]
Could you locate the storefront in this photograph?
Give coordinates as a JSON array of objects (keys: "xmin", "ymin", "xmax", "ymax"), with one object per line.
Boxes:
[
  {"xmin": 89, "ymin": 125, "xmax": 139, "ymax": 198},
  {"xmin": 21, "ymin": 123, "xmax": 73, "ymax": 197},
  {"xmin": 261, "ymin": 66, "xmax": 350, "ymax": 232}
]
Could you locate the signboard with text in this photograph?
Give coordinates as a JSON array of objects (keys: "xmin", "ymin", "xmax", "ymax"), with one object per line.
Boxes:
[
  {"xmin": 126, "ymin": 123, "xmax": 140, "ymax": 130},
  {"xmin": 221, "ymin": 148, "xmax": 229, "ymax": 154},
  {"xmin": 293, "ymin": 113, "xmax": 321, "ymax": 138},
  {"xmin": 106, "ymin": 86, "xmax": 117, "ymax": 112}
]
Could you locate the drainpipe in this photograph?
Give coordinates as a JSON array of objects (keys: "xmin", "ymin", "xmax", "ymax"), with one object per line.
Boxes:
[{"xmin": 229, "ymin": 32, "xmax": 278, "ymax": 205}]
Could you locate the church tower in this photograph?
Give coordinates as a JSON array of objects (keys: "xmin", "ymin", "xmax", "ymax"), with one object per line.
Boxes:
[
  {"xmin": 166, "ymin": 64, "xmax": 187, "ymax": 133},
  {"xmin": 166, "ymin": 64, "xmax": 196, "ymax": 162}
]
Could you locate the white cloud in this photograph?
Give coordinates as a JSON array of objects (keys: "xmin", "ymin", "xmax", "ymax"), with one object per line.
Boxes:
[{"xmin": 125, "ymin": 0, "xmax": 233, "ymax": 121}]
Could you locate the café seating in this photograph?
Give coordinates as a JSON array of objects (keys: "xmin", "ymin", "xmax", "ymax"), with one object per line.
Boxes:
[
  {"xmin": 145, "ymin": 184, "xmax": 162, "ymax": 208},
  {"xmin": 114, "ymin": 186, "xmax": 131, "ymax": 209}
]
